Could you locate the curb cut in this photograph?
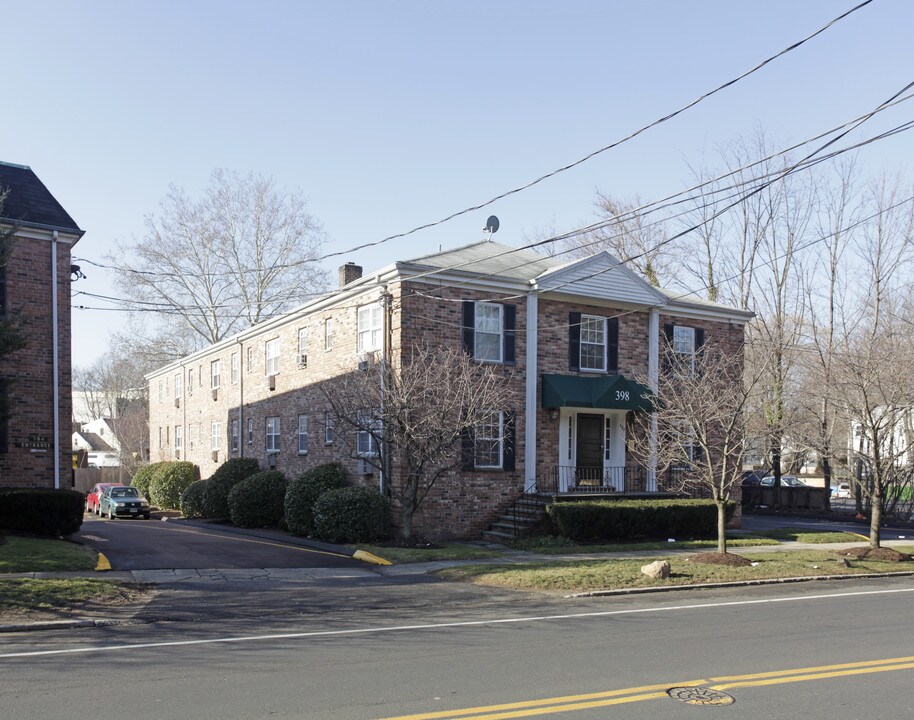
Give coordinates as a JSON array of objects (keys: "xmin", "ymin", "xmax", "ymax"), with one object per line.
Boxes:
[{"xmin": 565, "ymin": 569, "xmax": 914, "ymax": 598}]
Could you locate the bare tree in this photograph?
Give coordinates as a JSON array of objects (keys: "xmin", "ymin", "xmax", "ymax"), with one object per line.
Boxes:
[
  {"xmin": 320, "ymin": 344, "xmax": 519, "ymax": 540},
  {"xmin": 632, "ymin": 341, "xmax": 763, "ymax": 554},
  {"xmin": 110, "ymin": 169, "xmax": 329, "ymax": 346}
]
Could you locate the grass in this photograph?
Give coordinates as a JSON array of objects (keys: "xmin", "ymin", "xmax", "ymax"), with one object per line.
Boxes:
[
  {"xmin": 506, "ymin": 535, "xmax": 779, "ymax": 554},
  {"xmin": 0, "ymin": 536, "xmax": 97, "ymax": 573},
  {"xmin": 436, "ymin": 546, "xmax": 914, "ymax": 593},
  {"xmin": 352, "ymin": 542, "xmax": 502, "ymax": 564},
  {"xmin": 0, "ymin": 578, "xmax": 131, "ymax": 611},
  {"xmin": 743, "ymin": 527, "xmax": 866, "ymax": 543}
]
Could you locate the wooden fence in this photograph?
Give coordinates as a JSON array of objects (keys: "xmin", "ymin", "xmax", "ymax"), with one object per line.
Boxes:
[{"xmin": 72, "ymin": 467, "xmax": 134, "ymax": 494}]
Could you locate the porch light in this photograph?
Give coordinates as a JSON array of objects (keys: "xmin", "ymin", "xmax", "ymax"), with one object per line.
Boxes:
[{"xmin": 549, "ymin": 409, "xmax": 558, "ymax": 421}]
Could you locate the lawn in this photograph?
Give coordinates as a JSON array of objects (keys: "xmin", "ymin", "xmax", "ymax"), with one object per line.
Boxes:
[
  {"xmin": 437, "ymin": 546, "xmax": 914, "ymax": 593},
  {"xmin": 0, "ymin": 578, "xmax": 135, "ymax": 611},
  {"xmin": 352, "ymin": 542, "xmax": 502, "ymax": 564},
  {"xmin": 743, "ymin": 527, "xmax": 867, "ymax": 543},
  {"xmin": 506, "ymin": 535, "xmax": 779, "ymax": 554},
  {"xmin": 0, "ymin": 535, "xmax": 97, "ymax": 573}
]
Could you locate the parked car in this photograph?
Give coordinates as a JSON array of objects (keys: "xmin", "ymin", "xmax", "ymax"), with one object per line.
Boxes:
[
  {"xmin": 760, "ymin": 475, "xmax": 806, "ymax": 488},
  {"xmin": 831, "ymin": 483, "xmax": 852, "ymax": 498},
  {"xmin": 85, "ymin": 483, "xmax": 118, "ymax": 515},
  {"xmin": 740, "ymin": 471, "xmax": 764, "ymax": 487},
  {"xmin": 99, "ymin": 485, "xmax": 151, "ymax": 520}
]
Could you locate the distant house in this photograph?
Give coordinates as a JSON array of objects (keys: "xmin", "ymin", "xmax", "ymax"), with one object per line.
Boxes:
[
  {"xmin": 0, "ymin": 162, "xmax": 84, "ymax": 489},
  {"xmin": 147, "ymin": 240, "xmax": 752, "ymax": 539},
  {"xmin": 73, "ymin": 417, "xmax": 121, "ymax": 467}
]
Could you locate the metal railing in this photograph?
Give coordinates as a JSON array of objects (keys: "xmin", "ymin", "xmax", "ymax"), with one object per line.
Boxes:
[{"xmin": 540, "ymin": 465, "xmax": 649, "ymax": 494}]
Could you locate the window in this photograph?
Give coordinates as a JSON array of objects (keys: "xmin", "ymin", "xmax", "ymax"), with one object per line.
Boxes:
[
  {"xmin": 189, "ymin": 424, "xmax": 196, "ymax": 451},
  {"xmin": 188, "ymin": 368, "xmax": 194, "ymax": 394},
  {"xmin": 324, "ymin": 318, "xmax": 334, "ymax": 350},
  {"xmin": 231, "ymin": 353, "xmax": 239, "ymax": 384},
  {"xmin": 166, "ymin": 426, "xmax": 170, "ymax": 445},
  {"xmin": 265, "ymin": 338, "xmax": 280, "ymax": 376},
  {"xmin": 247, "ymin": 417, "xmax": 254, "ymax": 445},
  {"xmin": 211, "ymin": 422, "xmax": 221, "ymax": 451},
  {"xmin": 175, "ymin": 426, "xmax": 183, "ymax": 456},
  {"xmin": 579, "ymin": 315, "xmax": 607, "ymax": 372},
  {"xmin": 357, "ymin": 411, "xmax": 380, "ymax": 456},
  {"xmin": 266, "ymin": 416, "xmax": 281, "ymax": 453},
  {"xmin": 158, "ymin": 426, "xmax": 162, "ymax": 449},
  {"xmin": 474, "ymin": 411, "xmax": 503, "ymax": 469},
  {"xmin": 231, "ymin": 419, "xmax": 239, "ymax": 452},
  {"xmin": 298, "ymin": 327, "xmax": 308, "ymax": 363},
  {"xmin": 672, "ymin": 325, "xmax": 697, "ymax": 374},
  {"xmin": 357, "ymin": 304, "xmax": 383, "ymax": 352},
  {"xmin": 174, "ymin": 373, "xmax": 183, "ymax": 398},
  {"xmin": 604, "ymin": 417, "xmax": 612, "ymax": 461},
  {"xmin": 211, "ymin": 360, "xmax": 221, "ymax": 389},
  {"xmin": 198, "ymin": 366, "xmax": 202, "ymax": 386},
  {"xmin": 474, "ymin": 303, "xmax": 503, "ymax": 363},
  {"xmin": 247, "ymin": 346, "xmax": 255, "ymax": 373},
  {"xmin": 324, "ymin": 412, "xmax": 334, "ymax": 444},
  {"xmin": 298, "ymin": 415, "xmax": 308, "ymax": 454}
]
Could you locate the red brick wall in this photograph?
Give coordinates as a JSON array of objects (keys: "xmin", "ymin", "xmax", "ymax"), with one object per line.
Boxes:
[{"xmin": 0, "ymin": 232, "xmax": 74, "ymax": 489}]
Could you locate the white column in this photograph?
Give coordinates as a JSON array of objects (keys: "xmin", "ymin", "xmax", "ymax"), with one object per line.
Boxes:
[
  {"xmin": 647, "ymin": 308, "xmax": 660, "ymax": 491},
  {"xmin": 524, "ymin": 292, "xmax": 538, "ymax": 492}
]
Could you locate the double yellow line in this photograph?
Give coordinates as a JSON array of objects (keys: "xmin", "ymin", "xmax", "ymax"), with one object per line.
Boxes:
[{"xmin": 380, "ymin": 655, "xmax": 914, "ymax": 719}]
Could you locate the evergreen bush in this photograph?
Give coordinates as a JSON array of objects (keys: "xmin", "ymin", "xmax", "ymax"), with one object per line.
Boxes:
[
  {"xmin": 312, "ymin": 485, "xmax": 390, "ymax": 543},
  {"xmin": 0, "ymin": 488, "xmax": 84, "ymax": 536},
  {"xmin": 201, "ymin": 458, "xmax": 261, "ymax": 518},
  {"xmin": 227, "ymin": 470, "xmax": 288, "ymax": 528},
  {"xmin": 180, "ymin": 479, "xmax": 209, "ymax": 519},
  {"xmin": 131, "ymin": 462, "xmax": 167, "ymax": 499},
  {"xmin": 149, "ymin": 461, "xmax": 200, "ymax": 510},
  {"xmin": 284, "ymin": 462, "xmax": 348, "ymax": 536}
]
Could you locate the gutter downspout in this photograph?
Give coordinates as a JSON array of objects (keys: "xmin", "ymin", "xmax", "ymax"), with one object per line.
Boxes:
[
  {"xmin": 524, "ymin": 291, "xmax": 538, "ymax": 492},
  {"xmin": 647, "ymin": 307, "xmax": 660, "ymax": 492},
  {"xmin": 52, "ymin": 231, "xmax": 60, "ymax": 489},
  {"xmin": 238, "ymin": 340, "xmax": 244, "ymax": 458}
]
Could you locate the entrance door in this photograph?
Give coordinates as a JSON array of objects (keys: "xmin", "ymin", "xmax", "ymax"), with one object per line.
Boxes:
[{"xmin": 576, "ymin": 414, "xmax": 604, "ymax": 487}]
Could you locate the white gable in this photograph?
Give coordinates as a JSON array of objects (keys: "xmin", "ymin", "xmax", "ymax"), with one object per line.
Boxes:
[{"xmin": 535, "ymin": 252, "xmax": 668, "ymax": 307}]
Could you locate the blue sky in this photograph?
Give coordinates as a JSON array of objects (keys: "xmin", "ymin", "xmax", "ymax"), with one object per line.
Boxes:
[{"xmin": 3, "ymin": 1, "xmax": 911, "ymax": 368}]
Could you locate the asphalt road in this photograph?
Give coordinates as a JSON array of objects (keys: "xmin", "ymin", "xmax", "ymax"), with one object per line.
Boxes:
[
  {"xmin": 75, "ymin": 513, "xmax": 365, "ymax": 570},
  {"xmin": 3, "ymin": 573, "xmax": 914, "ymax": 719},
  {"xmin": 741, "ymin": 511, "xmax": 914, "ymax": 540}
]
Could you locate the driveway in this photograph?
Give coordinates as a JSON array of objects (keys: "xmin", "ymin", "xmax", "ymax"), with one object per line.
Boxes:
[{"xmin": 75, "ymin": 514, "xmax": 366, "ymax": 570}]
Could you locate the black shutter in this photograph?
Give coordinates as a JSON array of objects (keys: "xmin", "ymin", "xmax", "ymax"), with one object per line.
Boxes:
[
  {"xmin": 461, "ymin": 422, "xmax": 475, "ymax": 471},
  {"xmin": 607, "ymin": 317, "xmax": 619, "ymax": 373},
  {"xmin": 503, "ymin": 304, "xmax": 516, "ymax": 366},
  {"xmin": 461, "ymin": 301, "xmax": 475, "ymax": 358},
  {"xmin": 502, "ymin": 411, "xmax": 516, "ymax": 471},
  {"xmin": 569, "ymin": 312, "xmax": 581, "ymax": 372},
  {"xmin": 694, "ymin": 328, "xmax": 705, "ymax": 375},
  {"xmin": 662, "ymin": 323, "xmax": 674, "ymax": 373}
]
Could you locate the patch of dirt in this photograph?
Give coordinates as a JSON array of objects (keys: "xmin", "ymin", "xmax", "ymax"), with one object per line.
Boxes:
[
  {"xmin": 376, "ymin": 538, "xmax": 443, "ymax": 550},
  {"xmin": 836, "ymin": 547, "xmax": 912, "ymax": 562},
  {"xmin": 0, "ymin": 584, "xmax": 155, "ymax": 626},
  {"xmin": 687, "ymin": 552, "xmax": 753, "ymax": 567}
]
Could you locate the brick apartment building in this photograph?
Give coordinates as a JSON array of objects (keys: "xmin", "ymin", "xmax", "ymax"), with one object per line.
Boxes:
[
  {"xmin": 147, "ymin": 240, "xmax": 752, "ymax": 539},
  {"xmin": 0, "ymin": 162, "xmax": 84, "ymax": 488}
]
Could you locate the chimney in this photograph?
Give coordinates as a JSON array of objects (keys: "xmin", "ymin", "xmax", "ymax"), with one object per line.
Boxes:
[{"xmin": 339, "ymin": 262, "xmax": 363, "ymax": 287}]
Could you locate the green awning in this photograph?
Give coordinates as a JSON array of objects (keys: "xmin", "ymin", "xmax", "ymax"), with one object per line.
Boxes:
[{"xmin": 541, "ymin": 373, "xmax": 654, "ymax": 412}]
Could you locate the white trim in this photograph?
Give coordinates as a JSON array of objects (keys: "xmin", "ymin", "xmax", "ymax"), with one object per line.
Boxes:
[
  {"xmin": 648, "ymin": 308, "xmax": 659, "ymax": 491},
  {"xmin": 52, "ymin": 232, "xmax": 59, "ymax": 489},
  {"xmin": 524, "ymin": 293, "xmax": 538, "ymax": 491}
]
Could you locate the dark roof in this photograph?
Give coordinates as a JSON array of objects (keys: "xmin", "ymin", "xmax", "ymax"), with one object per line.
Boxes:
[
  {"xmin": 0, "ymin": 161, "xmax": 83, "ymax": 236},
  {"xmin": 76, "ymin": 432, "xmax": 116, "ymax": 453}
]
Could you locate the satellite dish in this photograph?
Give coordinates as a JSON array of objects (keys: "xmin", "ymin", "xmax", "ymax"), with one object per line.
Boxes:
[{"xmin": 485, "ymin": 215, "xmax": 500, "ymax": 234}]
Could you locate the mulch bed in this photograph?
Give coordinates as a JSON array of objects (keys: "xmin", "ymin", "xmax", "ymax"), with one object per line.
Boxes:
[
  {"xmin": 835, "ymin": 547, "xmax": 912, "ymax": 562},
  {"xmin": 687, "ymin": 552, "xmax": 753, "ymax": 567}
]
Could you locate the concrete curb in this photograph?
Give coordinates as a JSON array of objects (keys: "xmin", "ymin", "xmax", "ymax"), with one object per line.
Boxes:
[
  {"xmin": 94, "ymin": 552, "xmax": 111, "ymax": 572},
  {"xmin": 352, "ymin": 550, "xmax": 393, "ymax": 566}
]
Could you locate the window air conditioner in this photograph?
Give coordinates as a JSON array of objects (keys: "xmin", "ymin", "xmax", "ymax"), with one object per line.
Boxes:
[
  {"xmin": 266, "ymin": 374, "xmax": 276, "ymax": 391},
  {"xmin": 211, "ymin": 450, "xmax": 219, "ymax": 463},
  {"xmin": 174, "ymin": 397, "xmax": 181, "ymax": 408},
  {"xmin": 266, "ymin": 452, "xmax": 277, "ymax": 468},
  {"xmin": 298, "ymin": 353, "xmax": 308, "ymax": 368},
  {"xmin": 211, "ymin": 388, "xmax": 219, "ymax": 401},
  {"xmin": 356, "ymin": 458, "xmax": 374, "ymax": 475},
  {"xmin": 357, "ymin": 350, "xmax": 378, "ymax": 371}
]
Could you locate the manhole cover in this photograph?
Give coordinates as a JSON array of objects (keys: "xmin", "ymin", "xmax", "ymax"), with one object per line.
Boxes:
[{"xmin": 667, "ymin": 687, "xmax": 735, "ymax": 706}]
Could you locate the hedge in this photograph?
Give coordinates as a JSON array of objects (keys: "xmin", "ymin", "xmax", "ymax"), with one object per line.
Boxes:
[
  {"xmin": 148, "ymin": 461, "xmax": 200, "ymax": 510},
  {"xmin": 227, "ymin": 470, "xmax": 288, "ymax": 528},
  {"xmin": 285, "ymin": 462, "xmax": 348, "ymax": 536},
  {"xmin": 131, "ymin": 461, "xmax": 168, "ymax": 499},
  {"xmin": 180, "ymin": 479, "xmax": 209, "ymax": 519},
  {"xmin": 312, "ymin": 485, "xmax": 390, "ymax": 543},
  {"xmin": 0, "ymin": 488, "xmax": 84, "ymax": 536},
  {"xmin": 202, "ymin": 458, "xmax": 261, "ymax": 519},
  {"xmin": 545, "ymin": 498, "xmax": 734, "ymax": 542}
]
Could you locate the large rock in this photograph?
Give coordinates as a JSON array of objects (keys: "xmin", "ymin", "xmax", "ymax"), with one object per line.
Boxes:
[{"xmin": 641, "ymin": 560, "xmax": 671, "ymax": 579}]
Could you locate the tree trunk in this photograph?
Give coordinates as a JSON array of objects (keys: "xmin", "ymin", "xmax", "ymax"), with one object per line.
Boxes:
[
  {"xmin": 869, "ymin": 492, "xmax": 882, "ymax": 549},
  {"xmin": 717, "ymin": 500, "xmax": 728, "ymax": 554},
  {"xmin": 399, "ymin": 503, "xmax": 414, "ymax": 540}
]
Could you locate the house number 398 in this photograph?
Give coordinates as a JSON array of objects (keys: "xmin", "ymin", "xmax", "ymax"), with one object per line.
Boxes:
[{"xmin": 615, "ymin": 390, "xmax": 630, "ymax": 401}]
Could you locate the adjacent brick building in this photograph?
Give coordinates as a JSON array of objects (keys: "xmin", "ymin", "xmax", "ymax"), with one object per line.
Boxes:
[
  {"xmin": 147, "ymin": 240, "xmax": 752, "ymax": 538},
  {"xmin": 0, "ymin": 162, "xmax": 84, "ymax": 488}
]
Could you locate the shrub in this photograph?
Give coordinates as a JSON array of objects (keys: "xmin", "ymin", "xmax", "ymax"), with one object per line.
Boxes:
[
  {"xmin": 149, "ymin": 461, "xmax": 200, "ymax": 510},
  {"xmin": 545, "ymin": 499, "xmax": 734, "ymax": 542},
  {"xmin": 180, "ymin": 479, "xmax": 209, "ymax": 519},
  {"xmin": 201, "ymin": 458, "xmax": 261, "ymax": 519},
  {"xmin": 0, "ymin": 488, "xmax": 84, "ymax": 536},
  {"xmin": 312, "ymin": 485, "xmax": 390, "ymax": 543},
  {"xmin": 227, "ymin": 470, "xmax": 288, "ymax": 528},
  {"xmin": 285, "ymin": 462, "xmax": 348, "ymax": 536},
  {"xmin": 131, "ymin": 462, "xmax": 167, "ymax": 499}
]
